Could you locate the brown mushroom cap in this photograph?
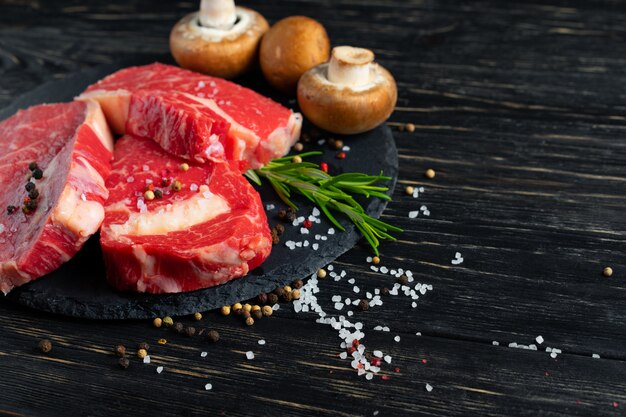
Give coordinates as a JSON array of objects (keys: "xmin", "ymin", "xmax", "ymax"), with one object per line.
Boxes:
[
  {"xmin": 170, "ymin": 6, "xmax": 269, "ymax": 79},
  {"xmin": 297, "ymin": 62, "xmax": 397, "ymax": 135},
  {"xmin": 260, "ymin": 16, "xmax": 330, "ymax": 95}
]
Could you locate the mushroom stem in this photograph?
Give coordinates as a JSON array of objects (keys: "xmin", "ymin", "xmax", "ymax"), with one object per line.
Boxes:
[
  {"xmin": 199, "ymin": 0, "xmax": 237, "ymax": 30},
  {"xmin": 327, "ymin": 46, "xmax": 375, "ymax": 87}
]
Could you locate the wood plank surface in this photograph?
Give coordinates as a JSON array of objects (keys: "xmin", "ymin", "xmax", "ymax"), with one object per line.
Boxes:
[{"xmin": 1, "ymin": 0, "xmax": 626, "ymax": 416}]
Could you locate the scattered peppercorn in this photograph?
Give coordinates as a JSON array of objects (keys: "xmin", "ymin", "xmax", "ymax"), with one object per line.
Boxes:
[
  {"xmin": 233, "ymin": 302, "xmax": 243, "ymax": 311},
  {"xmin": 137, "ymin": 348, "xmax": 148, "ymax": 359},
  {"xmin": 251, "ymin": 305, "xmax": 261, "ymax": 312},
  {"xmin": 242, "ymin": 311, "xmax": 251, "ymax": 319},
  {"xmin": 274, "ymin": 224, "xmax": 285, "ymax": 235},
  {"xmin": 292, "ymin": 279, "xmax": 304, "ymax": 289},
  {"xmin": 425, "ymin": 168, "xmax": 436, "ymax": 179},
  {"xmin": 28, "ymin": 189, "xmax": 39, "ymax": 199},
  {"xmin": 336, "ymin": 151, "xmax": 346, "ymax": 159},
  {"xmin": 221, "ymin": 306, "xmax": 231, "ymax": 316},
  {"xmin": 25, "ymin": 199, "xmax": 38, "ymax": 212},
  {"xmin": 282, "ymin": 291, "xmax": 293, "ymax": 302},
  {"xmin": 317, "ymin": 268, "xmax": 327, "ymax": 279},
  {"xmin": 292, "ymin": 155, "xmax": 303, "ymax": 163},
  {"xmin": 405, "ymin": 186, "xmax": 414, "ymax": 195},
  {"xmin": 154, "ymin": 189, "xmax": 163, "ymax": 199},
  {"xmin": 206, "ymin": 330, "xmax": 220, "ymax": 343},
  {"xmin": 270, "ymin": 228, "xmax": 280, "ymax": 245},
  {"xmin": 32, "ymin": 168, "xmax": 43, "ymax": 179},
  {"xmin": 277, "ymin": 209, "xmax": 287, "ymax": 220},
  {"xmin": 405, "ymin": 123, "xmax": 416, "ymax": 133},
  {"xmin": 243, "ymin": 303, "xmax": 252, "ymax": 313},
  {"xmin": 172, "ymin": 322, "xmax": 184, "ymax": 333},
  {"xmin": 185, "ymin": 326, "xmax": 196, "ymax": 337},
  {"xmin": 153, "ymin": 317, "xmax": 163, "ymax": 328},
  {"xmin": 301, "ymin": 133, "xmax": 310, "ymax": 142},
  {"xmin": 320, "ymin": 162, "xmax": 328, "ymax": 173},
  {"xmin": 397, "ymin": 124, "xmax": 405, "ymax": 132},
  {"xmin": 138, "ymin": 342, "xmax": 150, "ymax": 351},
  {"xmin": 603, "ymin": 267, "xmax": 613, "ymax": 277},
  {"xmin": 262, "ymin": 305, "xmax": 273, "ymax": 316},
  {"xmin": 158, "ymin": 338, "xmax": 167, "ymax": 345},
  {"xmin": 144, "ymin": 190, "xmax": 155, "ymax": 201},
  {"xmin": 37, "ymin": 339, "xmax": 52, "ymax": 353},
  {"xmin": 257, "ymin": 293, "xmax": 268, "ymax": 304},
  {"xmin": 163, "ymin": 316, "xmax": 174, "ymax": 327},
  {"xmin": 180, "ymin": 163, "xmax": 190, "ymax": 171},
  {"xmin": 161, "ymin": 177, "xmax": 171, "ymax": 187},
  {"xmin": 283, "ymin": 285, "xmax": 292, "ymax": 293},
  {"xmin": 245, "ymin": 317, "xmax": 255, "ymax": 326},
  {"xmin": 293, "ymin": 142, "xmax": 304, "ymax": 152},
  {"xmin": 286, "ymin": 208, "xmax": 297, "ymax": 222},
  {"xmin": 118, "ymin": 357, "xmax": 130, "ymax": 369},
  {"xmin": 114, "ymin": 344, "xmax": 126, "ymax": 357},
  {"xmin": 358, "ymin": 299, "xmax": 369, "ymax": 311},
  {"xmin": 333, "ymin": 139, "xmax": 344, "ymax": 150},
  {"xmin": 381, "ymin": 287, "xmax": 390, "ymax": 296},
  {"xmin": 6, "ymin": 205, "xmax": 16, "ymax": 215},
  {"xmin": 171, "ymin": 180, "xmax": 183, "ymax": 191},
  {"xmin": 372, "ymin": 256, "xmax": 380, "ymax": 265},
  {"xmin": 252, "ymin": 310, "xmax": 263, "ymax": 321},
  {"xmin": 25, "ymin": 182, "xmax": 35, "ymax": 192},
  {"xmin": 398, "ymin": 275, "xmax": 409, "ymax": 285},
  {"xmin": 292, "ymin": 289, "xmax": 301, "ymax": 300},
  {"xmin": 194, "ymin": 312, "xmax": 202, "ymax": 321},
  {"xmin": 267, "ymin": 293, "xmax": 279, "ymax": 304},
  {"xmin": 28, "ymin": 162, "xmax": 38, "ymax": 171}
]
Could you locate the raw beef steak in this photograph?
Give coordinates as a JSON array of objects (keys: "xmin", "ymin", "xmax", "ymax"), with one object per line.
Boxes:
[
  {"xmin": 0, "ymin": 101, "xmax": 114, "ymax": 294},
  {"xmin": 79, "ymin": 63, "xmax": 302, "ymax": 169},
  {"xmin": 100, "ymin": 135, "xmax": 272, "ymax": 294}
]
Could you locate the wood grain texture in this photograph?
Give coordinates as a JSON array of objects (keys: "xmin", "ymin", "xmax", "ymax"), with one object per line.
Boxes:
[{"xmin": 1, "ymin": 0, "xmax": 626, "ymax": 416}]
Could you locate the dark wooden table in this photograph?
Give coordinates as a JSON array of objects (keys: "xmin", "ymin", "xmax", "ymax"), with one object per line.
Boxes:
[{"xmin": 2, "ymin": 1, "xmax": 626, "ymax": 416}]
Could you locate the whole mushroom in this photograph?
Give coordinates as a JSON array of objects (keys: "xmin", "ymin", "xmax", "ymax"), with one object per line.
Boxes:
[
  {"xmin": 297, "ymin": 46, "xmax": 397, "ymax": 135},
  {"xmin": 170, "ymin": 0, "xmax": 269, "ymax": 79}
]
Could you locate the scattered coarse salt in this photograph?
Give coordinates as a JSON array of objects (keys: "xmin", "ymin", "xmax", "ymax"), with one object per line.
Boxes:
[
  {"xmin": 365, "ymin": 373, "xmax": 374, "ymax": 380},
  {"xmin": 190, "ymin": 183, "xmax": 199, "ymax": 191},
  {"xmin": 353, "ymin": 286, "xmax": 360, "ymax": 293},
  {"xmin": 156, "ymin": 366, "xmax": 164, "ymax": 374},
  {"xmin": 202, "ymin": 191, "xmax": 213, "ymax": 199},
  {"xmin": 143, "ymin": 355, "xmax": 151, "ymax": 364},
  {"xmin": 142, "ymin": 165, "xmax": 149, "ymax": 171},
  {"xmin": 536, "ymin": 335, "xmax": 544, "ymax": 345},
  {"xmin": 258, "ymin": 340, "xmax": 266, "ymax": 346},
  {"xmin": 384, "ymin": 355, "xmax": 392, "ymax": 364},
  {"xmin": 201, "ymin": 351, "xmax": 208, "ymax": 358},
  {"xmin": 339, "ymin": 352, "xmax": 348, "ymax": 359},
  {"xmin": 300, "ymin": 227, "xmax": 309, "ymax": 234},
  {"xmin": 272, "ymin": 303, "xmax": 280, "ymax": 310},
  {"xmin": 425, "ymin": 383, "xmax": 433, "ymax": 392},
  {"xmin": 328, "ymin": 228, "xmax": 335, "ymax": 235},
  {"xmin": 246, "ymin": 351, "xmax": 255, "ymax": 360},
  {"xmin": 451, "ymin": 252, "xmax": 464, "ymax": 265},
  {"xmin": 348, "ymin": 278, "xmax": 355, "ymax": 284},
  {"xmin": 312, "ymin": 207, "xmax": 320, "ymax": 217},
  {"xmin": 266, "ymin": 204, "xmax": 275, "ymax": 210},
  {"xmin": 127, "ymin": 176, "xmax": 135, "ymax": 183},
  {"xmin": 592, "ymin": 353, "xmax": 600, "ymax": 359},
  {"xmin": 492, "ymin": 341, "xmax": 499, "ymax": 346},
  {"xmin": 317, "ymin": 139, "xmax": 326, "ymax": 145},
  {"xmin": 366, "ymin": 256, "xmax": 373, "ymax": 263},
  {"xmin": 342, "ymin": 145, "xmax": 350, "ymax": 152},
  {"xmin": 373, "ymin": 350, "xmax": 383, "ymax": 358},
  {"xmin": 408, "ymin": 211, "xmax": 419, "ymax": 219},
  {"xmin": 332, "ymin": 295, "xmax": 342, "ymax": 302},
  {"xmin": 80, "ymin": 193, "xmax": 87, "ymax": 202},
  {"xmin": 394, "ymin": 336, "xmax": 401, "ymax": 343},
  {"xmin": 204, "ymin": 383, "xmax": 213, "ymax": 391},
  {"xmin": 334, "ymin": 302, "xmax": 344, "ymax": 310},
  {"xmin": 312, "ymin": 243, "xmax": 319, "ymax": 250},
  {"xmin": 370, "ymin": 266, "xmax": 379, "ymax": 272}
]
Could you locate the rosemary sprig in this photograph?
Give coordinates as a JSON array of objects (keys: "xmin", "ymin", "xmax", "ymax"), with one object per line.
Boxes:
[{"xmin": 245, "ymin": 152, "xmax": 402, "ymax": 255}]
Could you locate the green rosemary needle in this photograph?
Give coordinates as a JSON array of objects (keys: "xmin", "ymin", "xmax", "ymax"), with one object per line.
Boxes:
[{"xmin": 245, "ymin": 152, "xmax": 402, "ymax": 255}]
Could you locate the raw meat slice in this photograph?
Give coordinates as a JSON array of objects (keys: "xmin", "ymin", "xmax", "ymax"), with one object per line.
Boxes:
[
  {"xmin": 0, "ymin": 101, "xmax": 114, "ymax": 294},
  {"xmin": 79, "ymin": 63, "xmax": 302, "ymax": 169},
  {"xmin": 100, "ymin": 135, "xmax": 272, "ymax": 294}
]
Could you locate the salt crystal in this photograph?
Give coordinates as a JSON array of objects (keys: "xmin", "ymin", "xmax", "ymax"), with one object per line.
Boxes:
[
  {"xmin": 384, "ymin": 355, "xmax": 392, "ymax": 364},
  {"xmin": 312, "ymin": 243, "xmax": 319, "ymax": 250},
  {"xmin": 353, "ymin": 286, "xmax": 360, "ymax": 293},
  {"xmin": 425, "ymin": 383, "xmax": 433, "ymax": 392},
  {"xmin": 204, "ymin": 383, "xmax": 213, "ymax": 391},
  {"xmin": 156, "ymin": 366, "xmax": 164, "ymax": 374},
  {"xmin": 142, "ymin": 165, "xmax": 149, "ymax": 171},
  {"xmin": 592, "ymin": 353, "xmax": 600, "ymax": 359},
  {"xmin": 380, "ymin": 266, "xmax": 389, "ymax": 274},
  {"xmin": 273, "ymin": 303, "xmax": 280, "ymax": 310},
  {"xmin": 332, "ymin": 295, "xmax": 342, "ymax": 302},
  {"xmin": 295, "ymin": 241, "xmax": 303, "ymax": 247},
  {"xmin": 536, "ymin": 335, "xmax": 544, "ymax": 345},
  {"xmin": 300, "ymin": 228, "xmax": 309, "ymax": 234},
  {"xmin": 190, "ymin": 183, "xmax": 199, "ymax": 191},
  {"xmin": 348, "ymin": 278, "xmax": 355, "ymax": 284},
  {"xmin": 312, "ymin": 207, "xmax": 320, "ymax": 216},
  {"xmin": 258, "ymin": 340, "xmax": 266, "ymax": 345},
  {"xmin": 303, "ymin": 240, "xmax": 310, "ymax": 247},
  {"xmin": 317, "ymin": 139, "xmax": 325, "ymax": 145},
  {"xmin": 315, "ymin": 234, "xmax": 322, "ymax": 240},
  {"xmin": 342, "ymin": 145, "xmax": 350, "ymax": 151},
  {"xmin": 347, "ymin": 311, "xmax": 353, "ymax": 316},
  {"xmin": 366, "ymin": 256, "xmax": 373, "ymax": 263},
  {"xmin": 416, "ymin": 332, "xmax": 422, "ymax": 336},
  {"xmin": 328, "ymin": 228, "xmax": 335, "ymax": 235},
  {"xmin": 394, "ymin": 336, "xmax": 401, "ymax": 342},
  {"xmin": 266, "ymin": 204, "xmax": 275, "ymax": 210},
  {"xmin": 366, "ymin": 292, "xmax": 373, "ymax": 299},
  {"xmin": 550, "ymin": 352, "xmax": 557, "ymax": 359},
  {"xmin": 509, "ymin": 342, "xmax": 518, "ymax": 348},
  {"xmin": 370, "ymin": 266, "xmax": 379, "ymax": 272},
  {"xmin": 327, "ymin": 265, "xmax": 334, "ymax": 271},
  {"xmin": 246, "ymin": 351, "xmax": 255, "ymax": 360},
  {"xmin": 365, "ymin": 373, "xmax": 374, "ymax": 380},
  {"xmin": 334, "ymin": 302, "xmax": 344, "ymax": 310},
  {"xmin": 419, "ymin": 187, "xmax": 425, "ymax": 192},
  {"xmin": 411, "ymin": 302, "xmax": 417, "ymax": 308},
  {"xmin": 408, "ymin": 211, "xmax": 419, "ymax": 219},
  {"xmin": 127, "ymin": 176, "xmax": 134, "ymax": 183},
  {"xmin": 201, "ymin": 351, "xmax": 208, "ymax": 357},
  {"xmin": 339, "ymin": 352, "xmax": 348, "ymax": 359},
  {"xmin": 80, "ymin": 193, "xmax": 86, "ymax": 202},
  {"xmin": 492, "ymin": 341, "xmax": 499, "ymax": 346},
  {"xmin": 321, "ymin": 236, "xmax": 327, "ymax": 241},
  {"xmin": 143, "ymin": 355, "xmax": 151, "ymax": 364}
]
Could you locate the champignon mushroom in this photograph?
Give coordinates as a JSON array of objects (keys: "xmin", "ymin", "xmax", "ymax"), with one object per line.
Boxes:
[
  {"xmin": 170, "ymin": 0, "xmax": 269, "ymax": 79},
  {"xmin": 297, "ymin": 46, "xmax": 397, "ymax": 135}
]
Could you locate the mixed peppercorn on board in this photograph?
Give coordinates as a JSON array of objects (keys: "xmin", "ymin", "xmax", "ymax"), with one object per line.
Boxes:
[{"xmin": 0, "ymin": 61, "xmax": 399, "ymax": 318}]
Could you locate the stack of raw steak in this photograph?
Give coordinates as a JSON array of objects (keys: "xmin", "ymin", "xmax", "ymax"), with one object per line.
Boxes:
[{"xmin": 0, "ymin": 63, "xmax": 302, "ymax": 294}]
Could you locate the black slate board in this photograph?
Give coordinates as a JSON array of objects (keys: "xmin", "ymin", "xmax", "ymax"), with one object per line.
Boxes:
[{"xmin": 1, "ymin": 63, "xmax": 398, "ymax": 319}]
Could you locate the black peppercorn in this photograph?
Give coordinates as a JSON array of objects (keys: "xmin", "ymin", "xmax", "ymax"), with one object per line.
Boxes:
[
  {"xmin": 282, "ymin": 291, "xmax": 293, "ymax": 302},
  {"xmin": 114, "ymin": 344, "xmax": 126, "ymax": 357},
  {"xmin": 205, "ymin": 330, "xmax": 220, "ymax": 343},
  {"xmin": 252, "ymin": 310, "xmax": 263, "ymax": 321},
  {"xmin": 28, "ymin": 189, "xmax": 39, "ymax": 199},
  {"xmin": 398, "ymin": 275, "xmax": 409, "ymax": 285},
  {"xmin": 118, "ymin": 357, "xmax": 130, "ymax": 369},
  {"xmin": 267, "ymin": 293, "xmax": 278, "ymax": 304},
  {"xmin": 154, "ymin": 189, "xmax": 163, "ymax": 199},
  {"xmin": 138, "ymin": 342, "xmax": 149, "ymax": 351},
  {"xmin": 273, "ymin": 287, "xmax": 285, "ymax": 297},
  {"xmin": 275, "ymin": 224, "xmax": 285, "ymax": 236},
  {"xmin": 6, "ymin": 205, "xmax": 16, "ymax": 215},
  {"xmin": 38, "ymin": 339, "xmax": 52, "ymax": 353},
  {"xmin": 358, "ymin": 299, "xmax": 369, "ymax": 311},
  {"xmin": 277, "ymin": 209, "xmax": 287, "ymax": 220},
  {"xmin": 28, "ymin": 162, "xmax": 38, "ymax": 171},
  {"xmin": 32, "ymin": 168, "xmax": 43, "ymax": 180},
  {"xmin": 257, "ymin": 293, "xmax": 268, "ymax": 304},
  {"xmin": 292, "ymin": 279, "xmax": 304, "ymax": 289},
  {"xmin": 270, "ymin": 229, "xmax": 280, "ymax": 245},
  {"xmin": 381, "ymin": 287, "xmax": 390, "ymax": 296},
  {"xmin": 25, "ymin": 182, "xmax": 35, "ymax": 192},
  {"xmin": 25, "ymin": 199, "xmax": 38, "ymax": 211},
  {"xmin": 286, "ymin": 209, "xmax": 296, "ymax": 223},
  {"xmin": 172, "ymin": 322, "xmax": 184, "ymax": 333},
  {"xmin": 242, "ymin": 311, "xmax": 251, "ymax": 319},
  {"xmin": 185, "ymin": 326, "xmax": 196, "ymax": 337}
]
